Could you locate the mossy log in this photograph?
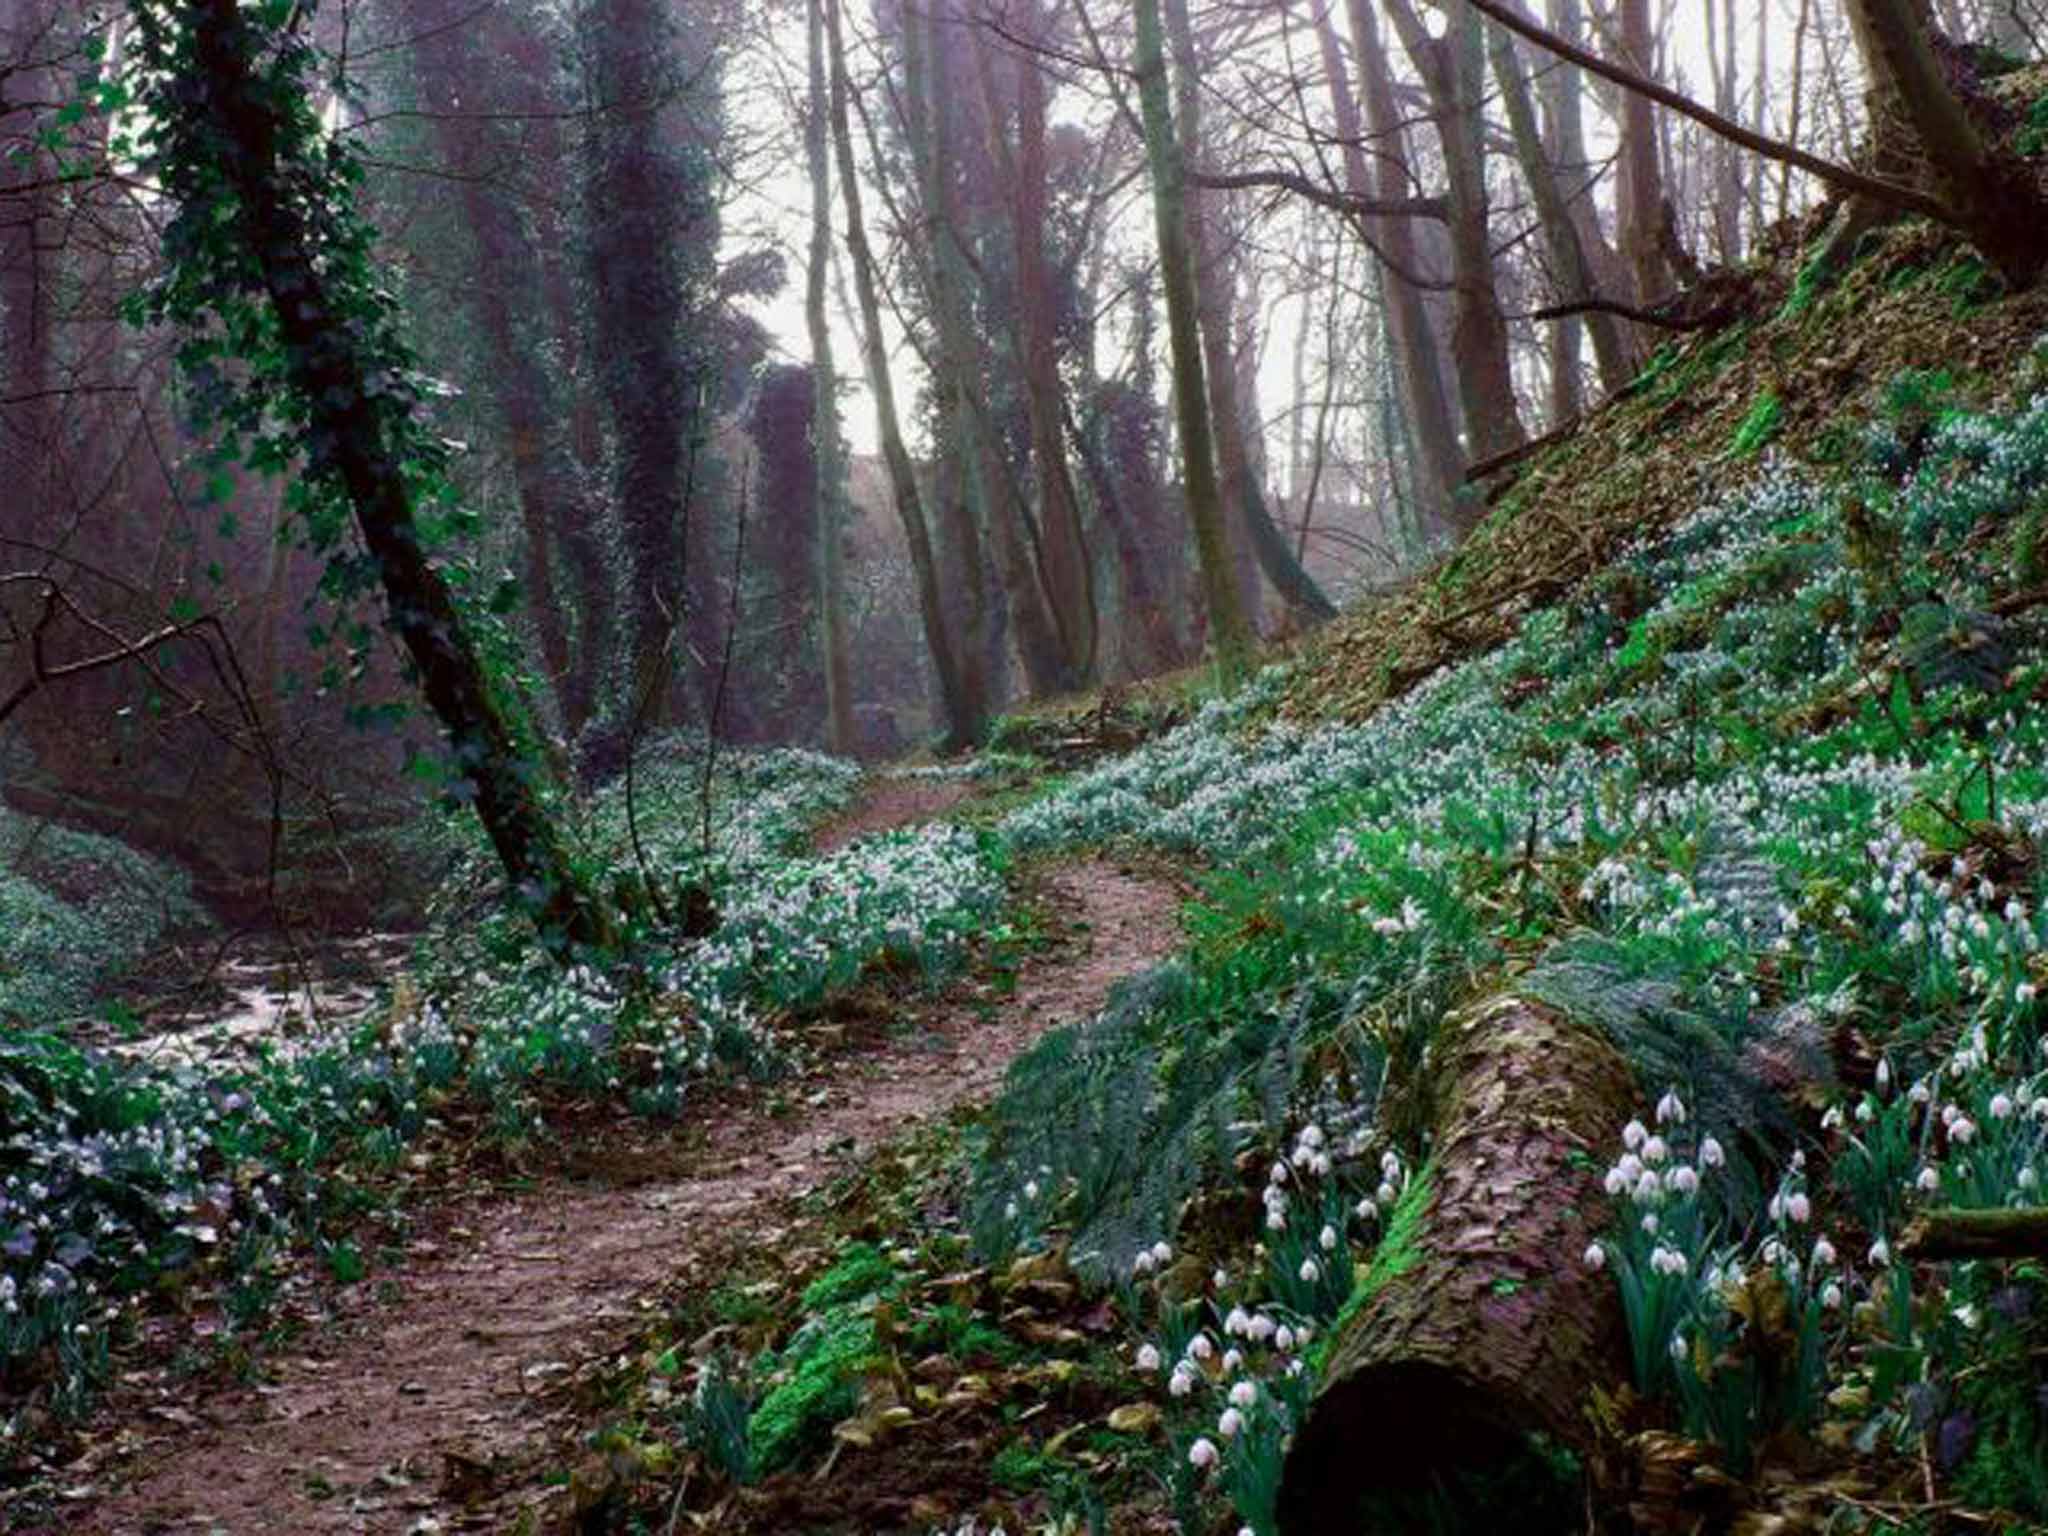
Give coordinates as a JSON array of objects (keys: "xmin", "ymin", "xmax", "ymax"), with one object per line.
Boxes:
[{"xmin": 1277, "ymin": 996, "xmax": 1635, "ymax": 1530}]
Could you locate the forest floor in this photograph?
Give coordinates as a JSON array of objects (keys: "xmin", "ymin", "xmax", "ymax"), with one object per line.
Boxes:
[{"xmin": 51, "ymin": 783, "xmax": 1184, "ymax": 1536}]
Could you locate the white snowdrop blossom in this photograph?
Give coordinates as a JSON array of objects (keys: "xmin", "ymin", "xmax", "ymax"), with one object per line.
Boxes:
[
  {"xmin": 1136, "ymin": 1343, "xmax": 1162, "ymax": 1372},
  {"xmin": 1188, "ymin": 1437, "xmax": 1219, "ymax": 1469}
]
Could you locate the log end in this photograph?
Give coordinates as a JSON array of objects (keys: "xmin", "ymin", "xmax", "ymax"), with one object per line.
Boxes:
[{"xmin": 1278, "ymin": 1360, "xmax": 1528, "ymax": 1530}]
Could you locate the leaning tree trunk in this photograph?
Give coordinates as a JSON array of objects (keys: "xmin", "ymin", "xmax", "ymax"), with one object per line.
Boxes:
[
  {"xmin": 170, "ymin": 0, "xmax": 610, "ymax": 955},
  {"xmin": 1277, "ymin": 996, "xmax": 1633, "ymax": 1529}
]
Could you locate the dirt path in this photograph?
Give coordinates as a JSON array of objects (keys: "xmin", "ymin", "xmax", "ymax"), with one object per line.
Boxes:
[
  {"xmin": 812, "ymin": 775, "xmax": 977, "ymax": 853},
  {"xmin": 64, "ymin": 859, "xmax": 1180, "ymax": 1536}
]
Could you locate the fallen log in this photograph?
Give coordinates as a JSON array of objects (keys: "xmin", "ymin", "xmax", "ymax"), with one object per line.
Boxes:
[
  {"xmin": 1276, "ymin": 996, "xmax": 1635, "ymax": 1530},
  {"xmin": 1898, "ymin": 1207, "xmax": 2048, "ymax": 1261}
]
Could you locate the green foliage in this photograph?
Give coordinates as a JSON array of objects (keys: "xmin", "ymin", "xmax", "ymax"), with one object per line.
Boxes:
[
  {"xmin": 1729, "ymin": 392, "xmax": 1782, "ymax": 459},
  {"xmin": 2020, "ymin": 94, "xmax": 2048, "ymax": 157},
  {"xmin": 800, "ymin": 1243, "xmax": 896, "ymax": 1311},
  {"xmin": 746, "ymin": 1303, "xmax": 876, "ymax": 1473},
  {"xmin": 676, "ymin": 1354, "xmax": 756, "ymax": 1486}
]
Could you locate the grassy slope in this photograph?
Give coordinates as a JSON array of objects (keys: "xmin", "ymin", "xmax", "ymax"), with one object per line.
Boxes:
[{"xmin": 591, "ymin": 209, "xmax": 2048, "ymax": 1535}]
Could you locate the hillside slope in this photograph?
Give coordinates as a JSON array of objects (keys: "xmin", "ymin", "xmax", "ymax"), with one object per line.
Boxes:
[{"xmin": 559, "ymin": 211, "xmax": 2048, "ymax": 1534}]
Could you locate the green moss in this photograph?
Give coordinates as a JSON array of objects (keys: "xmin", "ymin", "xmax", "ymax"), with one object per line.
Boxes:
[
  {"xmin": 800, "ymin": 1241, "xmax": 897, "ymax": 1311},
  {"xmin": 991, "ymin": 1439, "xmax": 1055, "ymax": 1492},
  {"xmin": 746, "ymin": 1303, "xmax": 877, "ymax": 1473},
  {"xmin": 1730, "ymin": 391, "xmax": 1782, "ymax": 459},
  {"xmin": 1309, "ymin": 1164, "xmax": 1433, "ymax": 1380}
]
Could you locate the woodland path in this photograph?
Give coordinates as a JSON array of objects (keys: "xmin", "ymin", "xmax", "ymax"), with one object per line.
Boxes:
[{"xmin": 61, "ymin": 783, "xmax": 1181, "ymax": 1535}]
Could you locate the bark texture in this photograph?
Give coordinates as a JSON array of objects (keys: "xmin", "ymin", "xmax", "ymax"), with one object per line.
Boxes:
[{"xmin": 1277, "ymin": 996, "xmax": 1633, "ymax": 1529}]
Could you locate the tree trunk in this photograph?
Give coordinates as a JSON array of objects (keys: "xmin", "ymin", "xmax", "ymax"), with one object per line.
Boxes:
[
  {"xmin": 174, "ymin": 0, "xmax": 609, "ymax": 954},
  {"xmin": 1385, "ymin": 0, "xmax": 1526, "ymax": 503},
  {"xmin": 582, "ymin": 0, "xmax": 706, "ymax": 730},
  {"xmin": 805, "ymin": 0, "xmax": 856, "ymax": 757},
  {"xmin": 1488, "ymin": 17, "xmax": 1632, "ymax": 400},
  {"xmin": 1615, "ymin": 0, "xmax": 1672, "ymax": 309},
  {"xmin": 1133, "ymin": 0, "xmax": 1252, "ymax": 679},
  {"xmin": 975, "ymin": 6, "xmax": 1100, "ymax": 685},
  {"xmin": 1321, "ymin": 1, "xmax": 1464, "ymax": 540},
  {"xmin": 824, "ymin": 0, "xmax": 985, "ymax": 747},
  {"xmin": 1845, "ymin": 0, "xmax": 2048, "ymax": 288},
  {"xmin": 1277, "ymin": 996, "xmax": 1633, "ymax": 1529},
  {"xmin": 1162, "ymin": 0, "xmax": 1262, "ymax": 630},
  {"xmin": 413, "ymin": 0, "xmax": 578, "ymax": 736},
  {"xmin": 912, "ymin": 0, "xmax": 1073, "ymax": 699}
]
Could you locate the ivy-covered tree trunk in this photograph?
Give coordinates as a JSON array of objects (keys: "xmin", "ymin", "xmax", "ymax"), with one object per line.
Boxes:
[
  {"xmin": 1277, "ymin": 997, "xmax": 1633, "ymax": 1529},
  {"xmin": 411, "ymin": 0, "xmax": 580, "ymax": 737},
  {"xmin": 153, "ymin": 0, "xmax": 609, "ymax": 955}
]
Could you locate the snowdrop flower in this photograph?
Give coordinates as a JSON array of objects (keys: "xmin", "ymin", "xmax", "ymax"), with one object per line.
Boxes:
[
  {"xmin": 1225, "ymin": 1305, "xmax": 1251, "ymax": 1337},
  {"xmin": 1376, "ymin": 1181, "xmax": 1398, "ymax": 1207},
  {"xmin": 1951, "ymin": 1117, "xmax": 1978, "ymax": 1145},
  {"xmin": 1812, "ymin": 1237, "xmax": 1837, "ymax": 1267},
  {"xmin": 1820, "ymin": 1106, "xmax": 1844, "ymax": 1132},
  {"xmin": 1990, "ymin": 1094, "xmax": 2015, "ymax": 1121},
  {"xmin": 1668, "ymin": 1331, "xmax": 1688, "ymax": 1364},
  {"xmin": 1910, "ymin": 1082, "xmax": 1932, "ymax": 1105},
  {"xmin": 1133, "ymin": 1251, "xmax": 1156, "ymax": 1277},
  {"xmin": 2021, "ymin": 1166, "xmax": 2039, "ymax": 1193},
  {"xmin": 1270, "ymin": 1162, "xmax": 1290, "ymax": 1186},
  {"xmin": 1298, "ymin": 1124, "xmax": 1325, "ymax": 1151},
  {"xmin": 1583, "ymin": 1243, "xmax": 1606, "ymax": 1271},
  {"xmin": 1003, "ymin": 1200, "xmax": 1019, "ymax": 1221},
  {"xmin": 1299, "ymin": 1258, "xmax": 1321, "ymax": 1284},
  {"xmin": 1247, "ymin": 1313, "xmax": 1277, "ymax": 1342},
  {"xmin": 1136, "ymin": 1343, "xmax": 1162, "ymax": 1373},
  {"xmin": 1787, "ymin": 1192, "xmax": 1812, "ymax": 1224},
  {"xmin": 1354, "ymin": 1197, "xmax": 1378, "ymax": 1222},
  {"xmin": 1656, "ymin": 1090, "xmax": 1686, "ymax": 1126},
  {"xmin": 1169, "ymin": 1365, "xmax": 1196, "ymax": 1397},
  {"xmin": 1266, "ymin": 1210, "xmax": 1288, "ymax": 1232},
  {"xmin": 1308, "ymin": 1152, "xmax": 1332, "ymax": 1177},
  {"xmin": 1856, "ymin": 1099, "xmax": 1875, "ymax": 1124},
  {"xmin": 1188, "ymin": 1437, "xmax": 1219, "ymax": 1469},
  {"xmin": 1916, "ymin": 1164, "xmax": 1941, "ymax": 1194},
  {"xmin": 1229, "ymin": 1380, "xmax": 1258, "ymax": 1408},
  {"xmin": 1217, "ymin": 1408, "xmax": 1244, "ymax": 1439},
  {"xmin": 1187, "ymin": 1333, "xmax": 1214, "ymax": 1361},
  {"xmin": 1023, "ymin": 1180, "xmax": 1041, "ymax": 1202},
  {"xmin": 1642, "ymin": 1136, "xmax": 1670, "ymax": 1165},
  {"xmin": 1669, "ymin": 1166, "xmax": 1699, "ymax": 1196},
  {"xmin": 1221, "ymin": 1348, "xmax": 1243, "ymax": 1374},
  {"xmin": 1641, "ymin": 1213, "xmax": 1660, "ymax": 1235},
  {"xmin": 1380, "ymin": 1151, "xmax": 1403, "ymax": 1180},
  {"xmin": 1623, "ymin": 1119, "xmax": 1648, "ymax": 1150},
  {"xmin": 1602, "ymin": 1166, "xmax": 1627, "ymax": 1196},
  {"xmin": 1274, "ymin": 1326, "xmax": 1295, "ymax": 1353},
  {"xmin": 1869, "ymin": 1238, "xmax": 1891, "ymax": 1267},
  {"xmin": 1319, "ymin": 1224, "xmax": 1339, "ymax": 1252},
  {"xmin": 2019, "ymin": 982, "xmax": 2038, "ymax": 1005},
  {"xmin": 1875, "ymin": 1058, "xmax": 1891, "ymax": 1094},
  {"xmin": 1698, "ymin": 1137, "xmax": 1725, "ymax": 1169},
  {"xmin": 1822, "ymin": 1282, "xmax": 1844, "ymax": 1310},
  {"xmin": 1634, "ymin": 1169, "xmax": 1663, "ymax": 1204}
]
